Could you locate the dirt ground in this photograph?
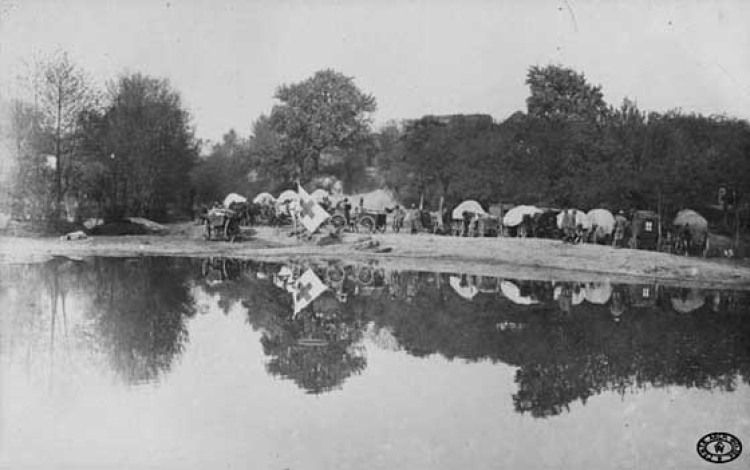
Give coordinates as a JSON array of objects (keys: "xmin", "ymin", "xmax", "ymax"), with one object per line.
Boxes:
[{"xmin": 2, "ymin": 221, "xmax": 750, "ymax": 290}]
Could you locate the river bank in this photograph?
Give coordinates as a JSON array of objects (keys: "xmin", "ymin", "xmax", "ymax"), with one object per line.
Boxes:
[{"xmin": 2, "ymin": 222, "xmax": 750, "ymax": 290}]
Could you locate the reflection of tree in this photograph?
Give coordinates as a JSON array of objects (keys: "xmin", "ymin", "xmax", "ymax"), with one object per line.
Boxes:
[
  {"xmin": 88, "ymin": 257, "xmax": 196, "ymax": 384},
  {"xmin": 192, "ymin": 259, "xmax": 369, "ymax": 394},
  {"xmin": 259, "ymin": 293, "xmax": 367, "ymax": 394},
  {"xmin": 368, "ymin": 279, "xmax": 750, "ymax": 418}
]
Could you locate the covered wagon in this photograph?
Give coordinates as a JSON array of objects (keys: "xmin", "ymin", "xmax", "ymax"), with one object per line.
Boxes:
[{"xmin": 451, "ymin": 200, "xmax": 499, "ymax": 237}]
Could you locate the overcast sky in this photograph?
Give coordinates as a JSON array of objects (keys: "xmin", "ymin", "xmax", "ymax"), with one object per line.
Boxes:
[{"xmin": 1, "ymin": 0, "xmax": 748, "ymax": 142}]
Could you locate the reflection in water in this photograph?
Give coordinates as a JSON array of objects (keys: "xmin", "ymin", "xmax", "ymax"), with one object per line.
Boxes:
[
  {"xmin": 89, "ymin": 257, "xmax": 196, "ymax": 383},
  {"xmin": 1, "ymin": 256, "xmax": 749, "ymax": 419},
  {"xmin": 0, "ymin": 257, "xmax": 196, "ymax": 385}
]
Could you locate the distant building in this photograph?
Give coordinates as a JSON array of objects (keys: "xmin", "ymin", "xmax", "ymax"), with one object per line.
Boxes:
[{"xmin": 404, "ymin": 113, "xmax": 495, "ymax": 127}]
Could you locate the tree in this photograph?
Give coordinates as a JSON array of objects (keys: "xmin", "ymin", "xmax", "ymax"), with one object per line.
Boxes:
[
  {"xmin": 517, "ymin": 66, "xmax": 612, "ymax": 206},
  {"xmin": 401, "ymin": 114, "xmax": 497, "ymax": 207},
  {"xmin": 85, "ymin": 73, "xmax": 198, "ymax": 220},
  {"xmin": 247, "ymin": 114, "xmax": 288, "ymax": 189},
  {"xmin": 36, "ymin": 52, "xmax": 97, "ymax": 219},
  {"xmin": 6, "ymin": 99, "xmax": 51, "ymax": 220},
  {"xmin": 269, "ymin": 69, "xmax": 376, "ymax": 182},
  {"xmin": 525, "ymin": 65, "xmax": 608, "ymax": 123},
  {"xmin": 190, "ymin": 129, "xmax": 253, "ymax": 204}
]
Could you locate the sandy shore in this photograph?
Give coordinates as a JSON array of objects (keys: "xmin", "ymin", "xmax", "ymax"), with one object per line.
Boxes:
[{"xmin": 2, "ymin": 223, "xmax": 750, "ymax": 290}]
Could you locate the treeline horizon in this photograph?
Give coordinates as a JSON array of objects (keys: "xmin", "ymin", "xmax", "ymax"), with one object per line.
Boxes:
[{"xmin": 2, "ymin": 51, "xmax": 749, "ymax": 234}]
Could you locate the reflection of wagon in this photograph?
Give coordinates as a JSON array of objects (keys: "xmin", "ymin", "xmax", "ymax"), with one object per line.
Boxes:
[
  {"xmin": 628, "ymin": 210, "xmax": 661, "ymax": 250},
  {"xmin": 204, "ymin": 208, "xmax": 240, "ymax": 242},
  {"xmin": 532, "ymin": 210, "xmax": 561, "ymax": 239},
  {"xmin": 627, "ymin": 283, "xmax": 658, "ymax": 308}
]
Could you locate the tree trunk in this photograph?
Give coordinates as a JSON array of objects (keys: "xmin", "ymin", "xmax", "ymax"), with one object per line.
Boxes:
[{"xmin": 55, "ymin": 86, "xmax": 63, "ymax": 220}]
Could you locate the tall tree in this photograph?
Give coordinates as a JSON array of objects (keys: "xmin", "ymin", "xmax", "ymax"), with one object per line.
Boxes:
[
  {"xmin": 269, "ymin": 69, "xmax": 376, "ymax": 182},
  {"xmin": 525, "ymin": 65, "xmax": 608, "ymax": 123},
  {"xmin": 37, "ymin": 52, "xmax": 97, "ymax": 219},
  {"xmin": 7, "ymin": 99, "xmax": 51, "ymax": 220},
  {"xmin": 401, "ymin": 115, "xmax": 497, "ymax": 207},
  {"xmin": 80, "ymin": 73, "xmax": 198, "ymax": 220}
]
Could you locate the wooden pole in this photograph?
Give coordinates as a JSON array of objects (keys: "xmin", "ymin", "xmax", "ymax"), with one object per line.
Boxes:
[
  {"xmin": 657, "ymin": 190, "xmax": 663, "ymax": 249},
  {"xmin": 438, "ymin": 196, "xmax": 444, "ymax": 232},
  {"xmin": 734, "ymin": 191, "xmax": 740, "ymax": 253}
]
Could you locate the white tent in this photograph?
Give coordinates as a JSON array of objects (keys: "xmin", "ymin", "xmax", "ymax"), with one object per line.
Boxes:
[
  {"xmin": 277, "ymin": 190, "xmax": 300, "ymax": 205},
  {"xmin": 587, "ymin": 209, "xmax": 615, "ymax": 236},
  {"xmin": 556, "ymin": 209, "xmax": 592, "ymax": 230},
  {"xmin": 671, "ymin": 290, "xmax": 705, "ymax": 313},
  {"xmin": 554, "ymin": 284, "xmax": 586, "ymax": 305},
  {"xmin": 449, "ymin": 276, "xmax": 478, "ymax": 301},
  {"xmin": 585, "ymin": 281, "xmax": 612, "ymax": 305},
  {"xmin": 500, "ymin": 281, "xmax": 539, "ymax": 305},
  {"xmin": 252, "ymin": 192, "xmax": 276, "ymax": 205},
  {"xmin": 502, "ymin": 205, "xmax": 542, "ymax": 227},
  {"xmin": 223, "ymin": 193, "xmax": 247, "ymax": 207},
  {"xmin": 276, "ymin": 190, "xmax": 301, "ymax": 216},
  {"xmin": 310, "ymin": 188, "xmax": 330, "ymax": 203},
  {"xmin": 452, "ymin": 200, "xmax": 487, "ymax": 220},
  {"xmin": 338, "ymin": 189, "xmax": 399, "ymax": 210}
]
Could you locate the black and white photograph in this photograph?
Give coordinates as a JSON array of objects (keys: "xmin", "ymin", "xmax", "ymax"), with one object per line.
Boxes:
[{"xmin": 0, "ymin": 1, "xmax": 748, "ymax": 468}]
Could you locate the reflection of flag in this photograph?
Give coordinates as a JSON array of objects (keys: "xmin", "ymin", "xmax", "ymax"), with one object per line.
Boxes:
[
  {"xmin": 297, "ymin": 184, "xmax": 330, "ymax": 233},
  {"xmin": 291, "ymin": 269, "xmax": 328, "ymax": 315}
]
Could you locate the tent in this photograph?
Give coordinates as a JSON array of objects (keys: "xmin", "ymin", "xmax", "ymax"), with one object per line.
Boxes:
[
  {"xmin": 553, "ymin": 284, "xmax": 586, "ymax": 305},
  {"xmin": 449, "ymin": 276, "xmax": 478, "ymax": 301},
  {"xmin": 556, "ymin": 209, "xmax": 592, "ymax": 230},
  {"xmin": 584, "ymin": 281, "xmax": 612, "ymax": 305},
  {"xmin": 671, "ymin": 289, "xmax": 706, "ymax": 313},
  {"xmin": 277, "ymin": 190, "xmax": 300, "ymax": 205},
  {"xmin": 253, "ymin": 192, "xmax": 276, "ymax": 205},
  {"xmin": 451, "ymin": 200, "xmax": 487, "ymax": 220},
  {"xmin": 503, "ymin": 205, "xmax": 542, "ymax": 227},
  {"xmin": 587, "ymin": 209, "xmax": 615, "ymax": 237},
  {"xmin": 334, "ymin": 189, "xmax": 399, "ymax": 210},
  {"xmin": 310, "ymin": 188, "xmax": 330, "ymax": 203},
  {"xmin": 673, "ymin": 209, "xmax": 709, "ymax": 241},
  {"xmin": 674, "ymin": 209, "xmax": 708, "ymax": 229},
  {"xmin": 276, "ymin": 190, "xmax": 301, "ymax": 216},
  {"xmin": 223, "ymin": 193, "xmax": 247, "ymax": 207},
  {"xmin": 500, "ymin": 280, "xmax": 540, "ymax": 305}
]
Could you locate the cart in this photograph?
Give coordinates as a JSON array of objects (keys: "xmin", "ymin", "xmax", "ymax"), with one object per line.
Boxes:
[
  {"xmin": 204, "ymin": 208, "xmax": 240, "ymax": 242},
  {"xmin": 627, "ymin": 210, "xmax": 660, "ymax": 250},
  {"xmin": 329, "ymin": 208, "xmax": 388, "ymax": 233}
]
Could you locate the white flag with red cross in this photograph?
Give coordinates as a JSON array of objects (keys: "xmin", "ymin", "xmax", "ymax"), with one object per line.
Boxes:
[
  {"xmin": 292, "ymin": 268, "xmax": 328, "ymax": 315},
  {"xmin": 297, "ymin": 184, "xmax": 330, "ymax": 233}
]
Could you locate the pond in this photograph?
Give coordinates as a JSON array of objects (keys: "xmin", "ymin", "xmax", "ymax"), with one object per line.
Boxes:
[{"xmin": 1, "ymin": 256, "xmax": 749, "ymax": 469}]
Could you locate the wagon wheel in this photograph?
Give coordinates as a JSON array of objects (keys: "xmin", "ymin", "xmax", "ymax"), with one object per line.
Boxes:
[
  {"xmin": 330, "ymin": 214, "xmax": 347, "ymax": 231},
  {"xmin": 358, "ymin": 266, "xmax": 374, "ymax": 286},
  {"xmin": 204, "ymin": 220, "xmax": 212, "ymax": 240},
  {"xmin": 327, "ymin": 264, "xmax": 345, "ymax": 283},
  {"xmin": 359, "ymin": 215, "xmax": 376, "ymax": 233}
]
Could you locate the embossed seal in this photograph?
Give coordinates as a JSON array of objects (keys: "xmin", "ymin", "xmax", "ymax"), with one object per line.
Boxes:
[{"xmin": 696, "ymin": 432, "xmax": 742, "ymax": 464}]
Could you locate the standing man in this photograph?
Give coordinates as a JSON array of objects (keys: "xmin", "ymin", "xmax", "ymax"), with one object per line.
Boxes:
[
  {"xmin": 343, "ymin": 198, "xmax": 352, "ymax": 229},
  {"xmin": 562, "ymin": 209, "xmax": 575, "ymax": 243},
  {"xmin": 613, "ymin": 211, "xmax": 627, "ymax": 247}
]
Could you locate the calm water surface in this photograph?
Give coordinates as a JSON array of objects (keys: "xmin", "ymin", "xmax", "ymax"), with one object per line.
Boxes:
[{"xmin": 1, "ymin": 257, "xmax": 749, "ymax": 469}]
